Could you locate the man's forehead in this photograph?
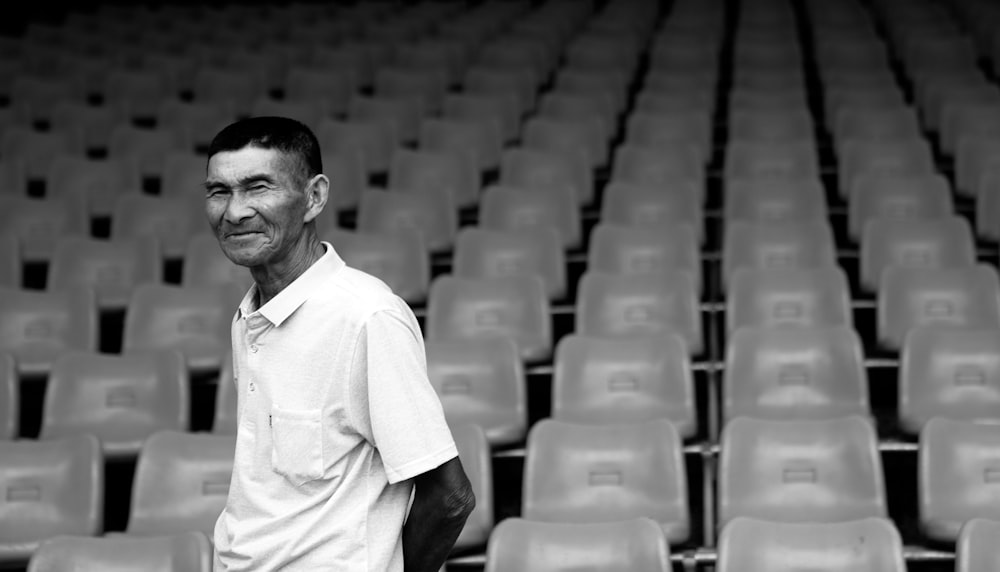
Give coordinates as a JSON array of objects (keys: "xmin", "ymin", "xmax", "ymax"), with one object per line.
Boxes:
[{"xmin": 206, "ymin": 146, "xmax": 297, "ymax": 181}]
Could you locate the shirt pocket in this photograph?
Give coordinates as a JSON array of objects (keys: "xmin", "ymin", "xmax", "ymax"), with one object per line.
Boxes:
[{"xmin": 269, "ymin": 405, "xmax": 325, "ymax": 486}]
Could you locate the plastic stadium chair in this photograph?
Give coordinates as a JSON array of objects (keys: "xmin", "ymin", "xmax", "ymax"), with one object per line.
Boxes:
[
  {"xmin": 0, "ymin": 159, "xmax": 26, "ymax": 196},
  {"xmin": 956, "ymin": 136, "xmax": 1000, "ymax": 198},
  {"xmin": 28, "ymin": 531, "xmax": 212, "ymax": 572},
  {"xmin": 832, "ymin": 106, "xmax": 922, "ymax": 151},
  {"xmin": 484, "ymin": 518, "xmax": 671, "ymax": 572},
  {"xmin": 724, "ymin": 176, "xmax": 828, "ymax": 223},
  {"xmin": 284, "ymin": 67, "xmax": 354, "ymax": 117},
  {"xmin": 920, "ymin": 418, "xmax": 1000, "ymax": 542},
  {"xmin": 161, "ymin": 152, "xmax": 210, "ymax": 200},
  {"xmin": 522, "ymin": 116, "xmax": 606, "ymax": 169},
  {"xmin": 522, "ymin": 419, "xmax": 689, "ymax": 543},
  {"xmin": 724, "ymin": 326, "xmax": 869, "ymax": 424},
  {"xmin": 323, "ymin": 228, "xmax": 429, "ymax": 305},
  {"xmin": 860, "ymin": 216, "xmax": 975, "ymax": 293},
  {"xmin": 0, "ymin": 353, "xmax": 15, "ymax": 439},
  {"xmin": 375, "ymin": 67, "xmax": 448, "ymax": 115},
  {"xmin": 588, "ymin": 223, "xmax": 701, "ymax": 293},
  {"xmin": 976, "ymin": 165, "xmax": 1000, "ymax": 241},
  {"xmin": 462, "ymin": 66, "xmax": 538, "ymax": 119},
  {"xmin": 450, "ymin": 424, "xmax": 493, "ymax": 551},
  {"xmin": 181, "ymin": 233, "xmax": 253, "ymax": 292},
  {"xmin": 50, "ymin": 102, "xmax": 120, "ymax": 152},
  {"xmin": 108, "ymin": 125, "xmax": 189, "ymax": 179},
  {"xmin": 1, "ymin": 128, "xmax": 80, "ymax": 182},
  {"xmin": 634, "ymin": 90, "xmax": 715, "ymax": 118},
  {"xmin": 348, "ymin": 94, "xmax": 422, "ymax": 144},
  {"xmin": 40, "ymin": 351, "xmax": 188, "ymax": 459},
  {"xmin": 9, "ymin": 77, "xmax": 81, "ymax": 127},
  {"xmin": 0, "ymin": 435, "xmax": 102, "ymax": 563},
  {"xmin": 104, "ymin": 69, "xmax": 167, "ymax": 120},
  {"xmin": 0, "ymin": 234, "xmax": 17, "ymax": 289},
  {"xmin": 425, "ymin": 339, "xmax": 525, "ymax": 447},
  {"xmin": 442, "ymin": 93, "xmax": 521, "ymax": 144},
  {"xmin": 500, "ymin": 147, "xmax": 592, "ymax": 206},
  {"xmin": 575, "ymin": 271, "xmax": 702, "ymax": 355},
  {"xmin": 419, "ymin": 117, "xmax": 503, "ymax": 172},
  {"xmin": 722, "ymin": 220, "xmax": 836, "ymax": 292},
  {"xmin": 719, "ymin": 416, "xmax": 886, "ymax": 527},
  {"xmin": 250, "ymin": 98, "xmax": 328, "ymax": 134},
  {"xmin": 356, "ymin": 188, "xmax": 455, "ymax": 253},
  {"xmin": 124, "ymin": 430, "xmax": 234, "ymax": 538},
  {"xmin": 394, "ymin": 40, "xmax": 466, "ymax": 86},
  {"xmin": 725, "ymin": 140, "xmax": 820, "ymax": 181},
  {"xmin": 453, "ymin": 227, "xmax": 565, "ymax": 301},
  {"xmin": 112, "ymin": 195, "xmax": 204, "ymax": 259},
  {"xmin": 0, "ymin": 195, "xmax": 88, "ymax": 263},
  {"xmin": 192, "ymin": 68, "xmax": 263, "ymax": 117},
  {"xmin": 716, "ymin": 517, "xmax": 906, "ymax": 572},
  {"xmin": 0, "ymin": 287, "xmax": 96, "ymax": 378},
  {"xmin": 48, "ymin": 236, "xmax": 161, "ymax": 311},
  {"xmin": 958, "ymin": 518, "xmax": 1000, "ymax": 572},
  {"xmin": 46, "ymin": 155, "xmax": 140, "ymax": 217},
  {"xmin": 600, "ymin": 181, "xmax": 704, "ymax": 242},
  {"xmin": 877, "ymin": 265, "xmax": 1000, "ymax": 351},
  {"xmin": 122, "ymin": 283, "xmax": 236, "ymax": 375},
  {"xmin": 839, "ymin": 139, "xmax": 936, "ymax": 199},
  {"xmin": 849, "ymin": 173, "xmax": 954, "ymax": 240},
  {"xmin": 624, "ymin": 111, "xmax": 712, "ymax": 164},
  {"xmin": 537, "ymin": 92, "xmax": 615, "ymax": 144},
  {"xmin": 322, "ymin": 149, "xmax": 366, "ymax": 215},
  {"xmin": 157, "ymin": 100, "xmax": 234, "ymax": 152},
  {"xmin": 727, "ymin": 267, "xmax": 852, "ymax": 335},
  {"xmin": 478, "ymin": 185, "xmax": 582, "ymax": 250},
  {"xmin": 901, "ymin": 328, "xmax": 1000, "ymax": 433},
  {"xmin": 552, "ymin": 334, "xmax": 695, "ymax": 436},
  {"xmin": 389, "ymin": 148, "xmax": 479, "ymax": 209},
  {"xmin": 316, "ymin": 119, "xmax": 397, "ymax": 174},
  {"xmin": 426, "ymin": 275, "xmax": 551, "ymax": 363},
  {"xmin": 612, "ymin": 143, "xmax": 703, "ymax": 191},
  {"xmin": 729, "ymin": 109, "xmax": 814, "ymax": 142}
]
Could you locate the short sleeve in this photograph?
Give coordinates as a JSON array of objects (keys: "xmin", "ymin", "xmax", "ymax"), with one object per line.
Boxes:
[{"xmin": 353, "ymin": 307, "xmax": 457, "ymax": 484}]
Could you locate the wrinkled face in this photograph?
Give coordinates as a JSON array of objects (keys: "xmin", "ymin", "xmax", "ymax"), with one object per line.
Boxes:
[{"xmin": 204, "ymin": 146, "xmax": 311, "ymax": 269}]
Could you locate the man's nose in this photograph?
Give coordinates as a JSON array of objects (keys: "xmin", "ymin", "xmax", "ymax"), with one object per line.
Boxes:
[{"xmin": 223, "ymin": 192, "xmax": 255, "ymax": 224}]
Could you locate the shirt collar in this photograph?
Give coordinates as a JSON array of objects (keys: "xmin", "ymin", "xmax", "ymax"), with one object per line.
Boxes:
[{"xmin": 237, "ymin": 241, "xmax": 344, "ymax": 327}]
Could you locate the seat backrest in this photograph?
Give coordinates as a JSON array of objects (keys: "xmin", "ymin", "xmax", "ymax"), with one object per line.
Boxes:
[
  {"xmin": 727, "ymin": 267, "xmax": 852, "ymax": 335},
  {"xmin": 0, "ymin": 234, "xmax": 20, "ymax": 290},
  {"xmin": 717, "ymin": 517, "xmax": 906, "ymax": 572},
  {"xmin": 729, "ymin": 109, "xmax": 814, "ymax": 142},
  {"xmin": 49, "ymin": 236, "xmax": 161, "ymax": 311},
  {"xmin": 588, "ymin": 223, "xmax": 700, "ymax": 293},
  {"xmin": 355, "ymin": 188, "xmax": 456, "ymax": 253},
  {"xmin": 348, "ymin": 94, "xmax": 421, "ymax": 144},
  {"xmin": 0, "ymin": 353, "xmax": 15, "ymax": 439},
  {"xmin": 484, "ymin": 518, "xmax": 672, "ymax": 572},
  {"xmin": 521, "ymin": 116, "xmax": 606, "ymax": 169},
  {"xmin": 552, "ymin": 334, "xmax": 695, "ymax": 436},
  {"xmin": 323, "ymin": 228, "xmax": 429, "ymax": 305},
  {"xmin": 28, "ymin": 531, "xmax": 212, "ymax": 572},
  {"xmin": 441, "ymin": 92, "xmax": 520, "ymax": 143},
  {"xmin": 0, "ymin": 195, "xmax": 88, "ymax": 263},
  {"xmin": 575, "ymin": 271, "xmax": 702, "ymax": 355},
  {"xmin": 719, "ymin": 416, "xmax": 886, "ymax": 526},
  {"xmin": 450, "ymin": 424, "xmax": 494, "ymax": 550},
  {"xmin": 624, "ymin": 111, "xmax": 712, "ymax": 163},
  {"xmin": 127, "ymin": 430, "xmax": 235, "ymax": 537},
  {"xmin": 724, "ymin": 176, "xmax": 828, "ymax": 223},
  {"xmin": 181, "ymin": 233, "xmax": 253, "ymax": 292},
  {"xmin": 839, "ymin": 139, "xmax": 935, "ymax": 198},
  {"xmin": 478, "ymin": 185, "xmax": 582, "ymax": 249},
  {"xmin": 284, "ymin": 67, "xmax": 354, "ymax": 115},
  {"xmin": 958, "ymin": 518, "xmax": 1000, "ymax": 572},
  {"xmin": 500, "ymin": 147, "xmax": 591, "ymax": 205},
  {"xmin": 600, "ymin": 181, "xmax": 704, "ymax": 241},
  {"xmin": 161, "ymin": 152, "xmax": 209, "ymax": 199},
  {"xmin": 920, "ymin": 418, "xmax": 1000, "ymax": 542},
  {"xmin": 0, "ymin": 286, "xmax": 97, "ymax": 378},
  {"xmin": 523, "ymin": 418, "xmax": 689, "ymax": 543},
  {"xmin": 46, "ymin": 155, "xmax": 139, "ymax": 216},
  {"xmin": 419, "ymin": 117, "xmax": 503, "ymax": 171},
  {"xmin": 901, "ymin": 327, "xmax": 1000, "ymax": 434},
  {"xmin": 108, "ymin": 125, "xmax": 188, "ymax": 177},
  {"xmin": 426, "ymin": 275, "xmax": 551, "ymax": 363},
  {"xmin": 111, "ymin": 194, "xmax": 202, "ymax": 259},
  {"xmin": 861, "ymin": 216, "xmax": 975, "ymax": 292},
  {"xmin": 453, "ymin": 227, "xmax": 565, "ymax": 300},
  {"xmin": 612, "ymin": 143, "xmax": 703, "ymax": 188},
  {"xmin": 389, "ymin": 148, "xmax": 479, "ymax": 209},
  {"xmin": 722, "ymin": 220, "xmax": 836, "ymax": 292},
  {"xmin": 0, "ymin": 435, "xmax": 102, "ymax": 558},
  {"xmin": 848, "ymin": 173, "xmax": 954, "ymax": 239},
  {"xmin": 724, "ymin": 326, "xmax": 869, "ymax": 423},
  {"xmin": 316, "ymin": 119, "xmax": 397, "ymax": 173},
  {"xmin": 725, "ymin": 140, "xmax": 819, "ymax": 180},
  {"xmin": 878, "ymin": 265, "xmax": 1000, "ymax": 351}
]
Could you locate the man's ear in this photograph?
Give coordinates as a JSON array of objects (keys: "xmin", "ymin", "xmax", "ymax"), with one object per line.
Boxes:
[{"xmin": 302, "ymin": 174, "xmax": 330, "ymax": 224}]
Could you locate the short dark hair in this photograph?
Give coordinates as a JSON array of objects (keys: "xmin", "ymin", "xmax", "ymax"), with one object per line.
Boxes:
[{"xmin": 207, "ymin": 116, "xmax": 322, "ymax": 186}]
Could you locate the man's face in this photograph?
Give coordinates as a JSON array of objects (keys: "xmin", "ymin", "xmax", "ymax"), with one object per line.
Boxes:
[{"xmin": 204, "ymin": 146, "xmax": 310, "ymax": 269}]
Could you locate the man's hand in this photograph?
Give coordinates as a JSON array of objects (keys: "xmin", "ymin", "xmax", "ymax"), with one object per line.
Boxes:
[{"xmin": 402, "ymin": 456, "xmax": 476, "ymax": 572}]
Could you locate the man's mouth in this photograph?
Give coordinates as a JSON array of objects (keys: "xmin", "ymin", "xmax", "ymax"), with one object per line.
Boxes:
[{"xmin": 225, "ymin": 230, "xmax": 263, "ymax": 239}]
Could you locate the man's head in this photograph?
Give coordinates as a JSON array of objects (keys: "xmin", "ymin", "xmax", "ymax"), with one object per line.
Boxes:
[{"xmin": 204, "ymin": 117, "xmax": 329, "ymax": 271}]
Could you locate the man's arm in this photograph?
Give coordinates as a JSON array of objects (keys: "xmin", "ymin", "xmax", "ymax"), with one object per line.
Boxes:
[{"xmin": 402, "ymin": 456, "xmax": 476, "ymax": 572}]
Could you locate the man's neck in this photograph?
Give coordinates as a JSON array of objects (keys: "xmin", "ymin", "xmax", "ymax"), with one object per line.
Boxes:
[{"xmin": 251, "ymin": 236, "xmax": 326, "ymax": 308}]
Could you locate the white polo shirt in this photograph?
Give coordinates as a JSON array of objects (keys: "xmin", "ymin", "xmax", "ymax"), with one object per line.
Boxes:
[{"xmin": 213, "ymin": 242, "xmax": 457, "ymax": 571}]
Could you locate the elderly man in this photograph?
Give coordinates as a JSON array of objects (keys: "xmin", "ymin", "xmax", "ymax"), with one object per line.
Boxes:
[{"xmin": 205, "ymin": 116, "xmax": 474, "ymax": 571}]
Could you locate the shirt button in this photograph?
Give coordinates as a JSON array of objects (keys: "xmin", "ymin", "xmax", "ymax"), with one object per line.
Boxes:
[
  {"xmin": 250, "ymin": 344, "xmax": 258, "ymax": 353},
  {"xmin": 248, "ymin": 382, "xmax": 255, "ymax": 392}
]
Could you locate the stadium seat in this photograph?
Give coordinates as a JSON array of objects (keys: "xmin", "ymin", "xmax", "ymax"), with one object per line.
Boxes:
[
  {"xmin": 348, "ymin": 94, "xmax": 422, "ymax": 144},
  {"xmin": 920, "ymin": 417, "xmax": 1000, "ymax": 542},
  {"xmin": 419, "ymin": 117, "xmax": 503, "ymax": 172},
  {"xmin": 612, "ymin": 143, "xmax": 703, "ymax": 192},
  {"xmin": 46, "ymin": 155, "xmax": 139, "ymax": 217},
  {"xmin": 316, "ymin": 119, "xmax": 397, "ymax": 174},
  {"xmin": 860, "ymin": 216, "xmax": 975, "ymax": 293},
  {"xmin": 161, "ymin": 152, "xmax": 209, "ymax": 200},
  {"xmin": 284, "ymin": 67, "xmax": 354, "ymax": 117},
  {"xmin": 0, "ymin": 195, "xmax": 88, "ymax": 263},
  {"xmin": 122, "ymin": 283, "xmax": 236, "ymax": 375},
  {"xmin": 716, "ymin": 517, "xmax": 906, "ymax": 572},
  {"xmin": 719, "ymin": 416, "xmax": 886, "ymax": 527},
  {"xmin": 450, "ymin": 423, "xmax": 493, "ymax": 551},
  {"xmin": 624, "ymin": 111, "xmax": 712, "ymax": 164},
  {"xmin": 48, "ymin": 236, "xmax": 161, "ymax": 311},
  {"xmin": 554, "ymin": 68, "xmax": 628, "ymax": 114},
  {"xmin": 600, "ymin": 181, "xmax": 704, "ymax": 242},
  {"xmin": 588, "ymin": 223, "xmax": 701, "ymax": 293},
  {"xmin": 105, "ymin": 69, "xmax": 167, "ymax": 120},
  {"xmin": 727, "ymin": 267, "xmax": 852, "ymax": 335},
  {"xmin": 722, "ymin": 220, "xmax": 836, "ymax": 292},
  {"xmin": 724, "ymin": 326, "xmax": 869, "ymax": 423},
  {"xmin": 0, "ymin": 287, "xmax": 97, "ymax": 378},
  {"xmin": 537, "ymin": 92, "xmax": 615, "ymax": 144},
  {"xmin": 375, "ymin": 67, "xmax": 448, "ymax": 115},
  {"xmin": 957, "ymin": 518, "xmax": 1000, "ymax": 572},
  {"xmin": 0, "ymin": 353, "xmax": 15, "ymax": 439},
  {"xmin": 0, "ymin": 435, "xmax": 102, "ymax": 564},
  {"xmin": 484, "ymin": 518, "xmax": 671, "ymax": 572},
  {"xmin": 112, "ymin": 195, "xmax": 204, "ymax": 259},
  {"xmin": 323, "ymin": 228, "xmax": 429, "ymax": 305},
  {"xmin": 575, "ymin": 271, "xmax": 702, "ymax": 355},
  {"xmin": 426, "ymin": 339, "xmax": 525, "ymax": 447},
  {"xmin": 181, "ymin": 233, "xmax": 253, "ymax": 292},
  {"xmin": 355, "ymin": 188, "xmax": 455, "ymax": 253},
  {"xmin": 192, "ymin": 67, "xmax": 263, "ymax": 117},
  {"xmin": 500, "ymin": 147, "xmax": 592, "ymax": 206},
  {"xmin": 976, "ymin": 165, "xmax": 1000, "ymax": 241},
  {"xmin": 521, "ymin": 116, "xmax": 607, "ymax": 169},
  {"xmin": 839, "ymin": 139, "xmax": 936, "ymax": 199},
  {"xmin": 157, "ymin": 100, "xmax": 234, "ymax": 152},
  {"xmin": 28, "ymin": 531, "xmax": 212, "ymax": 572},
  {"xmin": 877, "ymin": 265, "xmax": 1000, "ymax": 351},
  {"xmin": 522, "ymin": 419, "xmax": 689, "ymax": 543},
  {"xmin": 389, "ymin": 148, "xmax": 479, "ymax": 209},
  {"xmin": 956, "ymin": 136, "xmax": 1000, "ymax": 198},
  {"xmin": 634, "ymin": 90, "xmax": 715, "ymax": 118},
  {"xmin": 50, "ymin": 102, "xmax": 121, "ymax": 153},
  {"xmin": 10, "ymin": 77, "xmax": 82, "ymax": 126},
  {"xmin": 425, "ymin": 275, "xmax": 551, "ymax": 363},
  {"xmin": 462, "ymin": 66, "xmax": 538, "ymax": 119},
  {"xmin": 832, "ymin": 106, "xmax": 922, "ymax": 153},
  {"xmin": 724, "ymin": 176, "xmax": 828, "ymax": 223},
  {"xmin": 40, "ymin": 350, "xmax": 188, "ymax": 459},
  {"xmin": 124, "ymin": 430, "xmax": 234, "ymax": 538},
  {"xmin": 478, "ymin": 185, "xmax": 581, "ymax": 250},
  {"xmin": 725, "ymin": 140, "xmax": 820, "ymax": 181},
  {"xmin": 0, "ymin": 234, "xmax": 17, "ymax": 289},
  {"xmin": 1, "ymin": 128, "xmax": 80, "ymax": 182},
  {"xmin": 321, "ymin": 149, "xmax": 365, "ymax": 216},
  {"xmin": 441, "ymin": 93, "xmax": 520, "ymax": 144},
  {"xmin": 453, "ymin": 227, "xmax": 565, "ymax": 301},
  {"xmin": 250, "ymin": 98, "xmax": 328, "ymax": 135},
  {"xmin": 729, "ymin": 109, "xmax": 814, "ymax": 142},
  {"xmin": 848, "ymin": 173, "xmax": 954, "ymax": 241},
  {"xmin": 0, "ymin": 159, "xmax": 26, "ymax": 196},
  {"xmin": 552, "ymin": 334, "xmax": 695, "ymax": 436},
  {"xmin": 900, "ymin": 327, "xmax": 1000, "ymax": 433},
  {"xmin": 108, "ymin": 125, "xmax": 189, "ymax": 179}
]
